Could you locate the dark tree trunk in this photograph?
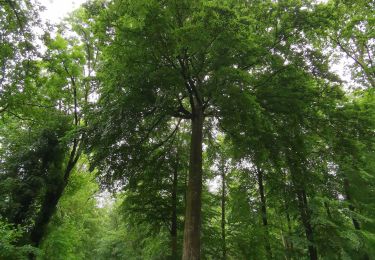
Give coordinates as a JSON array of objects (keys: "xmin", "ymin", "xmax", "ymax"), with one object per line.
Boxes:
[
  {"xmin": 285, "ymin": 210, "xmax": 294, "ymax": 260},
  {"xmin": 30, "ymin": 149, "xmax": 78, "ymax": 249},
  {"xmin": 288, "ymin": 156, "xmax": 317, "ymax": 260},
  {"xmin": 30, "ymin": 78, "xmax": 81, "ymax": 251},
  {"xmin": 30, "ymin": 184, "xmax": 65, "ymax": 247},
  {"xmin": 282, "ymin": 169, "xmax": 293, "ymax": 260},
  {"xmin": 171, "ymin": 166, "xmax": 178, "ymax": 259},
  {"xmin": 324, "ymin": 202, "xmax": 332, "ymax": 220},
  {"xmin": 182, "ymin": 107, "xmax": 204, "ymax": 260},
  {"xmin": 221, "ymin": 166, "xmax": 227, "ymax": 260},
  {"xmin": 296, "ymin": 189, "xmax": 317, "ymax": 260},
  {"xmin": 256, "ymin": 168, "xmax": 272, "ymax": 259}
]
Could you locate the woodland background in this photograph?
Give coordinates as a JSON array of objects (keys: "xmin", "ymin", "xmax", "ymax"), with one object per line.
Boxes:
[{"xmin": 0, "ymin": 0, "xmax": 374, "ymax": 259}]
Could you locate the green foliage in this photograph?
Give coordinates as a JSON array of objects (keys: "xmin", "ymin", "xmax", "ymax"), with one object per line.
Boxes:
[
  {"xmin": 95, "ymin": 204, "xmax": 170, "ymax": 260},
  {"xmin": 0, "ymin": 219, "xmax": 38, "ymax": 259},
  {"xmin": 0, "ymin": 0, "xmax": 374, "ymax": 259},
  {"xmin": 0, "ymin": 120, "xmax": 68, "ymax": 226},
  {"xmin": 38, "ymin": 163, "xmax": 103, "ymax": 260}
]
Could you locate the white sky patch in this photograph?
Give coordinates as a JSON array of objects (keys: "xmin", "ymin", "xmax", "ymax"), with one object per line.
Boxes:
[
  {"xmin": 95, "ymin": 190, "xmax": 115, "ymax": 208},
  {"xmin": 207, "ymin": 176, "xmax": 221, "ymax": 193},
  {"xmin": 39, "ymin": 0, "xmax": 87, "ymax": 23}
]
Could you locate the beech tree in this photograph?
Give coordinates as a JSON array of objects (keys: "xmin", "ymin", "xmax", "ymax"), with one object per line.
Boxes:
[
  {"xmin": 0, "ymin": 0, "xmax": 374, "ymax": 259},
  {"xmin": 88, "ymin": 1, "xmax": 261, "ymax": 258}
]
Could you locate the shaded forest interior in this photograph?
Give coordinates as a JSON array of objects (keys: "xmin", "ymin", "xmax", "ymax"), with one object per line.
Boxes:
[{"xmin": 0, "ymin": 0, "xmax": 374, "ymax": 259}]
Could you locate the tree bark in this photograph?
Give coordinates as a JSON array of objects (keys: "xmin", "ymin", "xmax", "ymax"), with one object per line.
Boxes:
[
  {"xmin": 287, "ymin": 156, "xmax": 317, "ymax": 260},
  {"xmin": 256, "ymin": 168, "xmax": 272, "ymax": 259},
  {"xmin": 30, "ymin": 147, "xmax": 79, "ymax": 248},
  {"xmin": 221, "ymin": 165, "xmax": 227, "ymax": 260},
  {"xmin": 284, "ymin": 210, "xmax": 294, "ymax": 260},
  {"xmin": 182, "ymin": 107, "xmax": 204, "ymax": 260},
  {"xmin": 171, "ymin": 166, "xmax": 178, "ymax": 259},
  {"xmin": 296, "ymin": 189, "xmax": 317, "ymax": 260},
  {"xmin": 29, "ymin": 184, "xmax": 65, "ymax": 247}
]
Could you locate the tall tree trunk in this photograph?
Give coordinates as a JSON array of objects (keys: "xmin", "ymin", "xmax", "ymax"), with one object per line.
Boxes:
[
  {"xmin": 284, "ymin": 210, "xmax": 294, "ymax": 260},
  {"xmin": 182, "ymin": 107, "xmax": 204, "ymax": 260},
  {"xmin": 30, "ymin": 144, "xmax": 79, "ymax": 248},
  {"xmin": 221, "ymin": 165, "xmax": 227, "ymax": 260},
  {"xmin": 256, "ymin": 168, "xmax": 272, "ymax": 259},
  {"xmin": 281, "ymin": 168, "xmax": 293, "ymax": 260},
  {"xmin": 171, "ymin": 166, "xmax": 178, "ymax": 259},
  {"xmin": 30, "ymin": 73, "xmax": 82, "ymax": 250},
  {"xmin": 288, "ymin": 157, "xmax": 317, "ymax": 260},
  {"xmin": 296, "ymin": 189, "xmax": 317, "ymax": 260},
  {"xmin": 29, "ymin": 184, "xmax": 65, "ymax": 247}
]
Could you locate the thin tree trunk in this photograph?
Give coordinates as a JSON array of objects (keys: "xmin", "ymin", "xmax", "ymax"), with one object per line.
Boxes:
[
  {"xmin": 256, "ymin": 168, "xmax": 272, "ymax": 259},
  {"xmin": 284, "ymin": 187, "xmax": 294, "ymax": 259},
  {"xmin": 296, "ymin": 189, "xmax": 317, "ymax": 260},
  {"xmin": 182, "ymin": 107, "xmax": 204, "ymax": 260},
  {"xmin": 287, "ymin": 154, "xmax": 317, "ymax": 260},
  {"xmin": 324, "ymin": 201, "xmax": 332, "ymax": 220},
  {"xmin": 171, "ymin": 166, "xmax": 178, "ymax": 259},
  {"xmin": 284, "ymin": 201, "xmax": 293, "ymax": 259},
  {"xmin": 282, "ymin": 168, "xmax": 293, "ymax": 260},
  {"xmin": 221, "ymin": 165, "xmax": 227, "ymax": 260},
  {"xmin": 285, "ymin": 210, "xmax": 294, "ymax": 260}
]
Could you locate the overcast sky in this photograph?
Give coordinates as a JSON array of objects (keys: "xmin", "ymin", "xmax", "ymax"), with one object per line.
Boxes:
[{"xmin": 39, "ymin": 0, "xmax": 87, "ymax": 23}]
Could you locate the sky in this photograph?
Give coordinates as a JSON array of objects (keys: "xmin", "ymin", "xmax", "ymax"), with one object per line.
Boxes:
[{"xmin": 39, "ymin": 0, "xmax": 87, "ymax": 23}]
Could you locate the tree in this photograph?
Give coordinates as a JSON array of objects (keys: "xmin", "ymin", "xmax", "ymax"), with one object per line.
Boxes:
[
  {"xmin": 1, "ymin": 0, "xmax": 374, "ymax": 259},
  {"xmin": 0, "ymin": 4, "xmax": 96, "ymax": 248},
  {"xmin": 88, "ymin": 1, "xmax": 262, "ymax": 258}
]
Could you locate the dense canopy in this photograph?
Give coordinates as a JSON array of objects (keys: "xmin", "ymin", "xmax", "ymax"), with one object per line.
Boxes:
[{"xmin": 0, "ymin": 0, "xmax": 374, "ymax": 259}]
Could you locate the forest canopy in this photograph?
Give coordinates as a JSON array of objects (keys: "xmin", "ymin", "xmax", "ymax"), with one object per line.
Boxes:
[{"xmin": 0, "ymin": 0, "xmax": 374, "ymax": 259}]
